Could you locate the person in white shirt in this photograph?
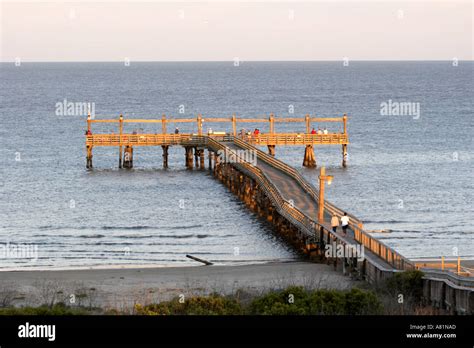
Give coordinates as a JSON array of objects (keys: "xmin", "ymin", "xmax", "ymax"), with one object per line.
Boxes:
[
  {"xmin": 323, "ymin": 128, "xmax": 328, "ymax": 134},
  {"xmin": 317, "ymin": 128, "xmax": 323, "ymax": 135},
  {"xmin": 340, "ymin": 212, "xmax": 350, "ymax": 235}
]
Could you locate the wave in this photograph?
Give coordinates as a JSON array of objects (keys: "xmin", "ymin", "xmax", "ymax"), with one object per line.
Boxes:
[{"xmin": 37, "ymin": 224, "xmax": 204, "ymax": 231}]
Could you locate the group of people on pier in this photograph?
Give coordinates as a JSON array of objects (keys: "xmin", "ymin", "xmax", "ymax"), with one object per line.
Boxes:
[
  {"xmin": 311, "ymin": 127, "xmax": 329, "ymax": 135},
  {"xmin": 331, "ymin": 212, "xmax": 350, "ymax": 235}
]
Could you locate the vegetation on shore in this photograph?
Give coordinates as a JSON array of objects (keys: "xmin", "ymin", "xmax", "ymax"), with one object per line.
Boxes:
[{"xmin": 0, "ymin": 271, "xmax": 431, "ymax": 315}]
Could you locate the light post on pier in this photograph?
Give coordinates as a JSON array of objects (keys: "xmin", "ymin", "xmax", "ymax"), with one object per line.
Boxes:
[{"xmin": 318, "ymin": 166, "xmax": 333, "ymax": 223}]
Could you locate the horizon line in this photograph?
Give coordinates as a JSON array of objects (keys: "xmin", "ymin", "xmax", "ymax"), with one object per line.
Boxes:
[{"xmin": 2, "ymin": 59, "xmax": 473, "ymax": 63}]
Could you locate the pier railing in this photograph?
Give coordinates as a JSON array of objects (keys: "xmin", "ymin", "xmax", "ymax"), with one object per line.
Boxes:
[
  {"xmin": 87, "ymin": 113, "xmax": 349, "ymax": 138},
  {"xmin": 240, "ymin": 133, "xmax": 349, "ymax": 146},
  {"xmin": 85, "ymin": 133, "xmax": 348, "ymax": 147}
]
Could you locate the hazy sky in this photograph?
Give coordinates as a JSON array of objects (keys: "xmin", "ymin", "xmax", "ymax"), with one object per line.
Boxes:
[{"xmin": 1, "ymin": 1, "xmax": 472, "ymax": 62}]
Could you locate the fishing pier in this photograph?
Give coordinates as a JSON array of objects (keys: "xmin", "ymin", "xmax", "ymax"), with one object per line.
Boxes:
[{"xmin": 85, "ymin": 113, "xmax": 473, "ymax": 314}]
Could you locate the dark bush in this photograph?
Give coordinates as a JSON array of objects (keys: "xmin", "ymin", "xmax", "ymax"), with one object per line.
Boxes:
[
  {"xmin": 0, "ymin": 304, "xmax": 91, "ymax": 315},
  {"xmin": 385, "ymin": 270, "xmax": 424, "ymax": 303},
  {"xmin": 249, "ymin": 287, "xmax": 383, "ymax": 315},
  {"xmin": 135, "ymin": 294, "xmax": 243, "ymax": 315}
]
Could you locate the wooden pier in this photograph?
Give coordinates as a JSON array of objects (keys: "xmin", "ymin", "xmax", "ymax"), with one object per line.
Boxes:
[
  {"xmin": 85, "ymin": 113, "xmax": 473, "ymax": 314},
  {"xmin": 85, "ymin": 113, "xmax": 349, "ymax": 169}
]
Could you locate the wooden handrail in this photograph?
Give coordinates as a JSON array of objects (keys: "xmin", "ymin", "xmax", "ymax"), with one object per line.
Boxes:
[{"xmin": 88, "ymin": 114, "xmax": 348, "ymax": 136}]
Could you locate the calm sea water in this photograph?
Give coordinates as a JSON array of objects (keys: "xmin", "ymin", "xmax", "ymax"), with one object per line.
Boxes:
[{"xmin": 0, "ymin": 62, "xmax": 473, "ymax": 269}]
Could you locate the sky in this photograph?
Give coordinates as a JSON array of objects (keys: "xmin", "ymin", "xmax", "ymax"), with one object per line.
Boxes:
[{"xmin": 0, "ymin": 1, "xmax": 472, "ymax": 62}]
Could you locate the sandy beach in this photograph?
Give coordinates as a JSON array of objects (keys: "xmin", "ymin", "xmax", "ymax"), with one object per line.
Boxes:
[{"xmin": 0, "ymin": 262, "xmax": 360, "ymax": 310}]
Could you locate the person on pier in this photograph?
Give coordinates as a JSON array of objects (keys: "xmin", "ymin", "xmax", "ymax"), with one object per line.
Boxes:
[
  {"xmin": 341, "ymin": 213, "xmax": 350, "ymax": 235},
  {"xmin": 331, "ymin": 214, "xmax": 339, "ymax": 232},
  {"xmin": 311, "ymin": 128, "xmax": 316, "ymax": 135},
  {"xmin": 175, "ymin": 127, "xmax": 180, "ymax": 134}
]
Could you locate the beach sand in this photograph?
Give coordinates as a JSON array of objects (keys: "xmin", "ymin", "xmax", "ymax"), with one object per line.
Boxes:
[{"xmin": 0, "ymin": 262, "xmax": 361, "ymax": 311}]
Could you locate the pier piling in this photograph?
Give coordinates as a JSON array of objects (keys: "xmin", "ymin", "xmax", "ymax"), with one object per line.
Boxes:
[
  {"xmin": 185, "ymin": 146, "xmax": 193, "ymax": 169},
  {"xmin": 342, "ymin": 144, "xmax": 348, "ymax": 168},
  {"xmin": 268, "ymin": 145, "xmax": 276, "ymax": 157},
  {"xmin": 123, "ymin": 146, "xmax": 133, "ymax": 168},
  {"xmin": 303, "ymin": 145, "xmax": 316, "ymax": 167},
  {"xmin": 162, "ymin": 145, "xmax": 169, "ymax": 168},
  {"xmin": 86, "ymin": 145, "xmax": 93, "ymax": 169},
  {"xmin": 199, "ymin": 148, "xmax": 205, "ymax": 169}
]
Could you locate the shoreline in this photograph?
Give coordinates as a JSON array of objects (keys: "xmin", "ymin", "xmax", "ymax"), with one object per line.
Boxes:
[
  {"xmin": 0, "ymin": 259, "xmax": 297, "ymax": 272},
  {"xmin": 0, "ymin": 261, "xmax": 361, "ymax": 310}
]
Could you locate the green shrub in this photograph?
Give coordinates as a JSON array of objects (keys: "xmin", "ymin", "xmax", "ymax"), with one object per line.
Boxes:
[
  {"xmin": 344, "ymin": 288, "xmax": 383, "ymax": 315},
  {"xmin": 308, "ymin": 289, "xmax": 346, "ymax": 315},
  {"xmin": 135, "ymin": 294, "xmax": 243, "ymax": 315},
  {"xmin": 385, "ymin": 270, "xmax": 424, "ymax": 303},
  {"xmin": 249, "ymin": 287, "xmax": 383, "ymax": 315},
  {"xmin": 0, "ymin": 304, "xmax": 92, "ymax": 315},
  {"xmin": 249, "ymin": 286, "xmax": 310, "ymax": 315}
]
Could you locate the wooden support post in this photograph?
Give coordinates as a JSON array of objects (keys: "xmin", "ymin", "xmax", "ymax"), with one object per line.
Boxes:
[
  {"xmin": 268, "ymin": 145, "xmax": 275, "ymax": 157},
  {"xmin": 194, "ymin": 147, "xmax": 199, "ymax": 168},
  {"xmin": 123, "ymin": 146, "xmax": 133, "ymax": 168},
  {"xmin": 119, "ymin": 114, "xmax": 123, "ymax": 168},
  {"xmin": 185, "ymin": 146, "xmax": 193, "ymax": 169},
  {"xmin": 87, "ymin": 112, "xmax": 92, "ymax": 133},
  {"xmin": 343, "ymin": 113, "xmax": 347, "ymax": 135},
  {"xmin": 269, "ymin": 113, "xmax": 275, "ymax": 134},
  {"xmin": 199, "ymin": 148, "xmax": 205, "ymax": 169},
  {"xmin": 162, "ymin": 114, "xmax": 167, "ymax": 134},
  {"xmin": 318, "ymin": 167, "xmax": 326, "ymax": 222},
  {"xmin": 305, "ymin": 114, "xmax": 310, "ymax": 134},
  {"xmin": 215, "ymin": 152, "xmax": 221, "ymax": 176},
  {"xmin": 162, "ymin": 145, "xmax": 169, "ymax": 168},
  {"xmin": 303, "ymin": 145, "xmax": 316, "ymax": 167},
  {"xmin": 342, "ymin": 144, "xmax": 348, "ymax": 168},
  {"xmin": 208, "ymin": 150, "xmax": 213, "ymax": 171},
  {"xmin": 232, "ymin": 114, "xmax": 237, "ymax": 136},
  {"xmin": 86, "ymin": 145, "xmax": 93, "ymax": 168},
  {"xmin": 197, "ymin": 114, "xmax": 203, "ymax": 136}
]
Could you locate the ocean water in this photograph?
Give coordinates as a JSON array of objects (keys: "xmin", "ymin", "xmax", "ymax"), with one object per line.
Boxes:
[{"xmin": 0, "ymin": 61, "xmax": 473, "ymax": 269}]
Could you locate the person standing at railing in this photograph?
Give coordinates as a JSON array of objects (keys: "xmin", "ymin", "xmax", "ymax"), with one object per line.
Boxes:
[
  {"xmin": 323, "ymin": 128, "xmax": 328, "ymax": 134},
  {"xmin": 331, "ymin": 214, "xmax": 339, "ymax": 232},
  {"xmin": 85, "ymin": 129, "xmax": 92, "ymax": 135},
  {"xmin": 175, "ymin": 127, "xmax": 180, "ymax": 134},
  {"xmin": 310, "ymin": 128, "xmax": 316, "ymax": 135},
  {"xmin": 341, "ymin": 212, "xmax": 349, "ymax": 235}
]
